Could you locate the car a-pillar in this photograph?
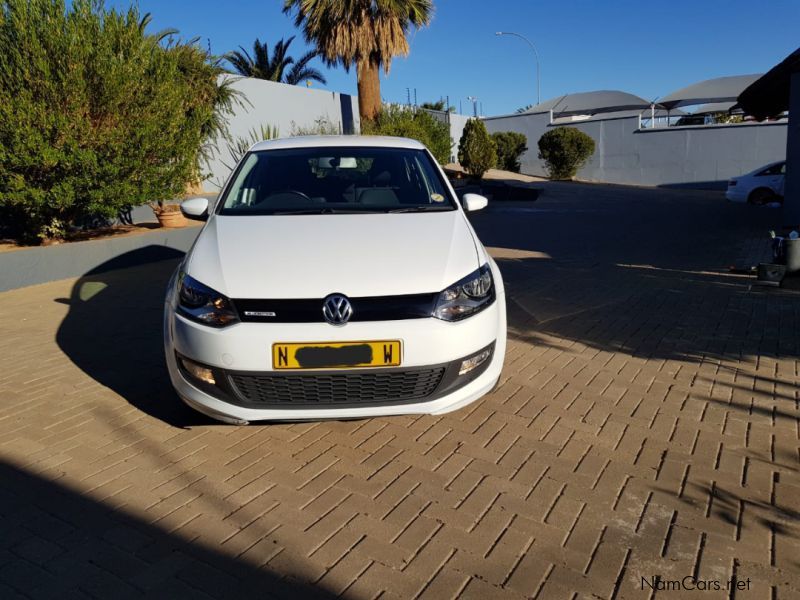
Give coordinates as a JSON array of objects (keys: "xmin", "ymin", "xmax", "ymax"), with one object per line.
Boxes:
[
  {"xmin": 738, "ymin": 47, "xmax": 800, "ymax": 228},
  {"xmin": 784, "ymin": 70, "xmax": 800, "ymax": 228}
]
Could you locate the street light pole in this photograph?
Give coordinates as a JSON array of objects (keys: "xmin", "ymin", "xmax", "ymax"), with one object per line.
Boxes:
[
  {"xmin": 496, "ymin": 31, "xmax": 541, "ymax": 106},
  {"xmin": 466, "ymin": 96, "xmax": 479, "ymax": 117}
]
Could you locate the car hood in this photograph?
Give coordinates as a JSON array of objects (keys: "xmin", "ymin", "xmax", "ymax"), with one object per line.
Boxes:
[{"xmin": 185, "ymin": 212, "xmax": 481, "ymax": 298}]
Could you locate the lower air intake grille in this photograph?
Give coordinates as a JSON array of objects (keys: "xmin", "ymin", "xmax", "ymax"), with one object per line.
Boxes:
[{"xmin": 228, "ymin": 368, "xmax": 446, "ymax": 407}]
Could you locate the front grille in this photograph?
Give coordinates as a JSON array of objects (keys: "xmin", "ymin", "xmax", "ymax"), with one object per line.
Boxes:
[
  {"xmin": 233, "ymin": 293, "xmax": 438, "ymax": 323},
  {"xmin": 228, "ymin": 368, "xmax": 446, "ymax": 407}
]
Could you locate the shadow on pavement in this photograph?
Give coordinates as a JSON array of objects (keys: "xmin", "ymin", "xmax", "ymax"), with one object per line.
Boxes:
[
  {"xmin": 55, "ymin": 246, "xmax": 210, "ymax": 428},
  {"xmin": 471, "ymin": 183, "xmax": 798, "ymax": 366},
  {"xmin": 0, "ymin": 459, "xmax": 336, "ymax": 598}
]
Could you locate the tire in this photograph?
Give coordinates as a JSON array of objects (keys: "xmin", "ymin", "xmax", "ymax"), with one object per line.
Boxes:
[{"xmin": 748, "ymin": 187, "xmax": 776, "ymax": 206}]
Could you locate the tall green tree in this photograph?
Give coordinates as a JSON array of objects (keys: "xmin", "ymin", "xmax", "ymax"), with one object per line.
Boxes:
[
  {"xmin": 227, "ymin": 36, "xmax": 326, "ymax": 85},
  {"xmin": 283, "ymin": 0, "xmax": 433, "ymax": 122}
]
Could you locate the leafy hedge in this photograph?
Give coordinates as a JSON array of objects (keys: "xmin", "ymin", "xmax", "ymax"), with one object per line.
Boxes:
[
  {"xmin": 362, "ymin": 106, "xmax": 452, "ymax": 164},
  {"xmin": 537, "ymin": 127, "xmax": 595, "ymax": 180},
  {"xmin": 458, "ymin": 119, "xmax": 496, "ymax": 179},
  {"xmin": 0, "ymin": 0, "xmax": 235, "ymax": 242},
  {"xmin": 491, "ymin": 131, "xmax": 527, "ymax": 173}
]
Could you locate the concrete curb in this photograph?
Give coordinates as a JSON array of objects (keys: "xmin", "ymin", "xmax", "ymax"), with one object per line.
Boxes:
[{"xmin": 0, "ymin": 226, "xmax": 201, "ymax": 293}]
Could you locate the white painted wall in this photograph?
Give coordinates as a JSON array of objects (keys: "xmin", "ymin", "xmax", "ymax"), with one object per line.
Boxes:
[
  {"xmin": 201, "ymin": 77, "xmax": 786, "ymax": 191},
  {"xmin": 483, "ymin": 111, "xmax": 788, "ymax": 188},
  {"xmin": 202, "ymin": 77, "xmax": 360, "ymax": 192}
]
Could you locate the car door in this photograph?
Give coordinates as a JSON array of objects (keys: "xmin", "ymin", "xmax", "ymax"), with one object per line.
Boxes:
[
  {"xmin": 756, "ymin": 162, "xmax": 785, "ymax": 195},
  {"xmin": 775, "ymin": 162, "xmax": 786, "ymax": 196}
]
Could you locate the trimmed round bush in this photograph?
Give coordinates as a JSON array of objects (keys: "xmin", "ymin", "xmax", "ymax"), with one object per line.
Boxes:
[
  {"xmin": 458, "ymin": 119, "xmax": 497, "ymax": 179},
  {"xmin": 491, "ymin": 131, "xmax": 527, "ymax": 173},
  {"xmin": 537, "ymin": 127, "xmax": 596, "ymax": 180}
]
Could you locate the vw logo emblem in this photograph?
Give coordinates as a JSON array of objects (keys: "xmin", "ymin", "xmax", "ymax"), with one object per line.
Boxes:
[{"xmin": 322, "ymin": 294, "xmax": 353, "ymax": 326}]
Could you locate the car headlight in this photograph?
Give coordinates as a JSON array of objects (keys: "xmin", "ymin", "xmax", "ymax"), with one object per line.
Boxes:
[
  {"xmin": 433, "ymin": 264, "xmax": 495, "ymax": 321},
  {"xmin": 176, "ymin": 273, "xmax": 239, "ymax": 327}
]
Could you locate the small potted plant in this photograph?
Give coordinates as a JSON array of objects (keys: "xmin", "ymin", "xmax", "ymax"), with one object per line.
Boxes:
[{"xmin": 150, "ymin": 200, "xmax": 189, "ymax": 228}]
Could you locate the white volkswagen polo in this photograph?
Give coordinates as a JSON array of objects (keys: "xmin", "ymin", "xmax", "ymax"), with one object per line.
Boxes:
[{"xmin": 164, "ymin": 136, "xmax": 506, "ymax": 424}]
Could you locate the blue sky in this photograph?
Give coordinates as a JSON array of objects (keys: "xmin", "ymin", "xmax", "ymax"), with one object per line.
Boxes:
[{"xmin": 109, "ymin": 0, "xmax": 800, "ymax": 115}]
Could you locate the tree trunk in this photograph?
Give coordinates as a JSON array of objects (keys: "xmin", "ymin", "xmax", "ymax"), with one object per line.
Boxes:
[{"xmin": 357, "ymin": 58, "xmax": 381, "ymax": 123}]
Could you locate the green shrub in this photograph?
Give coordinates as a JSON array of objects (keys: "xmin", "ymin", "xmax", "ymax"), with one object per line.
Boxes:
[
  {"xmin": 537, "ymin": 127, "xmax": 596, "ymax": 180},
  {"xmin": 0, "ymin": 0, "xmax": 235, "ymax": 242},
  {"xmin": 491, "ymin": 131, "xmax": 528, "ymax": 173},
  {"xmin": 457, "ymin": 119, "xmax": 497, "ymax": 179},
  {"xmin": 362, "ymin": 106, "xmax": 451, "ymax": 164}
]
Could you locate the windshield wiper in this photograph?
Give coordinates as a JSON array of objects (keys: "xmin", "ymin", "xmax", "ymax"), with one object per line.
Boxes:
[
  {"xmin": 271, "ymin": 207, "xmax": 362, "ymax": 215},
  {"xmin": 386, "ymin": 206, "xmax": 453, "ymax": 213}
]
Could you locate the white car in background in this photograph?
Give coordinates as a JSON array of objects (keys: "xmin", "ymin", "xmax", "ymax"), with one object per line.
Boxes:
[
  {"xmin": 726, "ymin": 161, "xmax": 785, "ymax": 204},
  {"xmin": 164, "ymin": 136, "xmax": 506, "ymax": 424}
]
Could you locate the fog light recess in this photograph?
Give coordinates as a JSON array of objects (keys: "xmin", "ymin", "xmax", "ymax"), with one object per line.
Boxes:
[
  {"xmin": 180, "ymin": 357, "xmax": 216, "ymax": 385},
  {"xmin": 459, "ymin": 349, "xmax": 492, "ymax": 375}
]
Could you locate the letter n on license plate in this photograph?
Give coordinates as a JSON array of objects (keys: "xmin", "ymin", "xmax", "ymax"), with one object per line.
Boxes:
[{"xmin": 273, "ymin": 340, "xmax": 401, "ymax": 369}]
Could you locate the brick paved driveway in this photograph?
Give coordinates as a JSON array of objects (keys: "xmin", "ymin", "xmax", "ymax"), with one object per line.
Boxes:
[{"xmin": 1, "ymin": 183, "xmax": 798, "ymax": 599}]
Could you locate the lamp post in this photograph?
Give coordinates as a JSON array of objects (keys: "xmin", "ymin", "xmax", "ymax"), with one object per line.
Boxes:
[
  {"xmin": 467, "ymin": 96, "xmax": 479, "ymax": 117},
  {"xmin": 496, "ymin": 31, "xmax": 541, "ymax": 106}
]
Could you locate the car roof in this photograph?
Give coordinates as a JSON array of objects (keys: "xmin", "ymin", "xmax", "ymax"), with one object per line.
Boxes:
[
  {"xmin": 249, "ymin": 135, "xmax": 427, "ymax": 152},
  {"xmin": 754, "ymin": 160, "xmax": 785, "ymax": 171}
]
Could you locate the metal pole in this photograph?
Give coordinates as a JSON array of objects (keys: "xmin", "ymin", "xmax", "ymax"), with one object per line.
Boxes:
[
  {"xmin": 467, "ymin": 96, "xmax": 478, "ymax": 117},
  {"xmin": 496, "ymin": 32, "xmax": 540, "ymax": 105}
]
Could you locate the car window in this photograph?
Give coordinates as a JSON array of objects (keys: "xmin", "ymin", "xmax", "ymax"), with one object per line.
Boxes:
[
  {"xmin": 219, "ymin": 146, "xmax": 456, "ymax": 215},
  {"xmin": 758, "ymin": 163, "xmax": 785, "ymax": 176}
]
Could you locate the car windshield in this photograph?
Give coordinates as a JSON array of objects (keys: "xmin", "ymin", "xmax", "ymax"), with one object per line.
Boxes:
[{"xmin": 218, "ymin": 146, "xmax": 456, "ymax": 215}]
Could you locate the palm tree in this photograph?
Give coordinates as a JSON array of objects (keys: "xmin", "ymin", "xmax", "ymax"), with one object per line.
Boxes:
[
  {"xmin": 227, "ymin": 36, "xmax": 326, "ymax": 86},
  {"xmin": 283, "ymin": 0, "xmax": 433, "ymax": 121}
]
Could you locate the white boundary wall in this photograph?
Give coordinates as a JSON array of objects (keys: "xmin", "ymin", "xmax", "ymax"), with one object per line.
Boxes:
[
  {"xmin": 200, "ymin": 77, "xmax": 786, "ymax": 191},
  {"xmin": 483, "ymin": 111, "xmax": 787, "ymax": 188},
  {"xmin": 202, "ymin": 78, "xmax": 360, "ymax": 192}
]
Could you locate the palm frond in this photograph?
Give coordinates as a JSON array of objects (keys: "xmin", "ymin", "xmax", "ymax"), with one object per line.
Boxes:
[
  {"xmin": 227, "ymin": 46, "xmax": 255, "ymax": 76},
  {"xmin": 285, "ymin": 50, "xmax": 327, "ymax": 85},
  {"xmin": 227, "ymin": 34, "xmax": 329, "ymax": 84},
  {"xmin": 282, "ymin": 0, "xmax": 433, "ymax": 73}
]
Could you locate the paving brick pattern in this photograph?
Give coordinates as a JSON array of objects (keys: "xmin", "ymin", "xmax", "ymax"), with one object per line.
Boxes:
[{"xmin": 0, "ymin": 184, "xmax": 798, "ymax": 599}]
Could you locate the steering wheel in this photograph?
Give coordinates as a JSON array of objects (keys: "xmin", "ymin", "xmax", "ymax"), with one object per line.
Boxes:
[
  {"xmin": 278, "ymin": 190, "xmax": 313, "ymax": 202},
  {"xmin": 254, "ymin": 190, "xmax": 315, "ymax": 206}
]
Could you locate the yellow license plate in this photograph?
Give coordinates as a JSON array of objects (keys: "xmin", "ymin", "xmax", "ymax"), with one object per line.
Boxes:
[{"xmin": 272, "ymin": 340, "xmax": 402, "ymax": 370}]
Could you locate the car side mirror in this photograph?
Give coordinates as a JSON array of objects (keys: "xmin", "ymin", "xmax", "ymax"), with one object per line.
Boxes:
[
  {"xmin": 462, "ymin": 193, "xmax": 488, "ymax": 212},
  {"xmin": 180, "ymin": 197, "xmax": 209, "ymax": 221}
]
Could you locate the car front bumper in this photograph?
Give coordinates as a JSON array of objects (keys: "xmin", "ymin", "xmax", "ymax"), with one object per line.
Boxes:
[{"xmin": 164, "ymin": 292, "xmax": 506, "ymax": 423}]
